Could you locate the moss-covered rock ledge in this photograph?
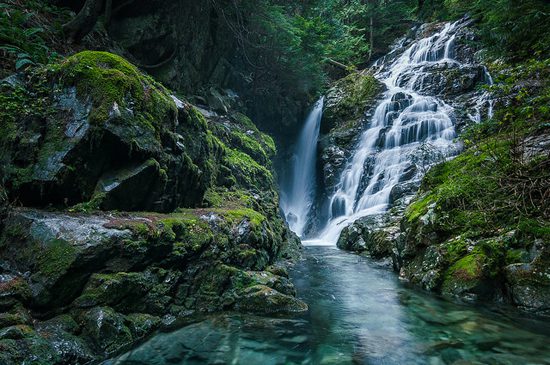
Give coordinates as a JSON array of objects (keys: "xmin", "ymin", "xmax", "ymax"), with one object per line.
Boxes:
[{"xmin": 0, "ymin": 51, "xmax": 303, "ymax": 364}]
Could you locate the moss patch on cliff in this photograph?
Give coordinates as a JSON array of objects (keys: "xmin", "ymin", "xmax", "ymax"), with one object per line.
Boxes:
[
  {"xmin": 224, "ymin": 148, "xmax": 274, "ymax": 191},
  {"xmin": 55, "ymin": 51, "xmax": 177, "ymax": 128},
  {"xmin": 323, "ymin": 72, "xmax": 382, "ymax": 131},
  {"xmin": 37, "ymin": 239, "xmax": 77, "ymax": 278}
]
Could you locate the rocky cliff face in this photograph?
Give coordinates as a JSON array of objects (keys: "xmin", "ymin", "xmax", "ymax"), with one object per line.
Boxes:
[{"xmin": 0, "ymin": 50, "xmax": 304, "ymax": 364}]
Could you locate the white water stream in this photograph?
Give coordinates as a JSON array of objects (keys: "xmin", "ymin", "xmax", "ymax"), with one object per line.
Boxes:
[{"xmin": 280, "ymin": 97, "xmax": 324, "ymax": 238}]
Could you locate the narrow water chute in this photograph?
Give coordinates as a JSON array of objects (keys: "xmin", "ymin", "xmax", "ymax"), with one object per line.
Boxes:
[{"xmin": 281, "ymin": 97, "xmax": 324, "ymax": 237}]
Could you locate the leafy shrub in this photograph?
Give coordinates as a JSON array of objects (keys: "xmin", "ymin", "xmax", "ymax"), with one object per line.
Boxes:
[{"xmin": 0, "ymin": 0, "xmax": 69, "ymax": 73}]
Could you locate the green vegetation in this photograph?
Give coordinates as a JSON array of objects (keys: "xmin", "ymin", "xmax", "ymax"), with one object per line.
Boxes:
[
  {"xmin": 407, "ymin": 56, "xmax": 550, "ymax": 240},
  {"xmin": 324, "ymin": 72, "xmax": 381, "ymax": 127},
  {"xmin": 0, "ymin": 0, "xmax": 69, "ymax": 75},
  {"xmin": 38, "ymin": 239, "xmax": 77, "ymax": 278},
  {"xmin": 418, "ymin": 0, "xmax": 550, "ymax": 61},
  {"xmin": 399, "ymin": 33, "xmax": 549, "ymax": 300},
  {"xmin": 55, "ymin": 51, "xmax": 177, "ymax": 127}
]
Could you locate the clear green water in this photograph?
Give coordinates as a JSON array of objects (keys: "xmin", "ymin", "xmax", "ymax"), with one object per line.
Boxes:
[{"xmin": 107, "ymin": 247, "xmax": 550, "ymax": 365}]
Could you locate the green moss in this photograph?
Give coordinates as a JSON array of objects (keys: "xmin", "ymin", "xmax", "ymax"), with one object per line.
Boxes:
[
  {"xmin": 55, "ymin": 51, "xmax": 176, "ymax": 128},
  {"xmin": 443, "ymin": 237, "xmax": 470, "ymax": 265},
  {"xmin": 405, "ymin": 193, "xmax": 435, "ymax": 222},
  {"xmin": 231, "ymin": 112, "xmax": 257, "ymax": 130},
  {"xmin": 224, "ymin": 148, "xmax": 273, "ymax": 190},
  {"xmin": 69, "ymin": 192, "xmax": 106, "ymax": 213},
  {"xmin": 185, "ymin": 105, "xmax": 209, "ymax": 130},
  {"xmin": 326, "ymin": 72, "xmax": 381, "ymax": 123},
  {"xmin": 506, "ymin": 249, "xmax": 528, "ymax": 265},
  {"xmin": 38, "ymin": 239, "xmax": 77, "ymax": 278},
  {"xmin": 229, "ymin": 129, "xmax": 270, "ymax": 163},
  {"xmin": 517, "ymin": 218, "xmax": 550, "ymax": 242},
  {"xmin": 260, "ymin": 132, "xmax": 276, "ymax": 156},
  {"xmin": 218, "ymin": 208, "xmax": 266, "ymax": 227},
  {"xmin": 203, "ymin": 188, "xmax": 254, "ymax": 209},
  {"xmin": 444, "ymin": 253, "xmax": 484, "ymax": 290},
  {"xmin": 159, "ymin": 215, "xmax": 214, "ymax": 252}
]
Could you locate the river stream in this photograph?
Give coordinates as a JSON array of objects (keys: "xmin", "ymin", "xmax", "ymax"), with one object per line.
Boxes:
[{"xmin": 107, "ymin": 247, "xmax": 550, "ymax": 365}]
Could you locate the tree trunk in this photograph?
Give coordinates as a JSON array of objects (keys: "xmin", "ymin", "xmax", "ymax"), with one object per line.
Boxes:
[
  {"xmin": 63, "ymin": 0, "xmax": 104, "ymax": 42},
  {"xmin": 368, "ymin": 14, "xmax": 373, "ymax": 62}
]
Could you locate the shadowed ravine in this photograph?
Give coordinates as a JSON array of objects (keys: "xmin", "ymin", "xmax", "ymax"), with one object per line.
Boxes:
[{"xmin": 106, "ymin": 247, "xmax": 550, "ymax": 365}]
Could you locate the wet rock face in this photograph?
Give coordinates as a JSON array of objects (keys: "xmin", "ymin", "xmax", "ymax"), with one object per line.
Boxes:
[
  {"xmin": 0, "ymin": 208, "xmax": 305, "ymax": 363},
  {"xmin": 108, "ymin": 0, "xmax": 235, "ymax": 94},
  {"xmin": 506, "ymin": 247, "xmax": 550, "ymax": 314},
  {"xmin": 105, "ymin": 0, "xmax": 307, "ymax": 140},
  {"xmin": 318, "ymin": 73, "xmax": 384, "ymax": 197}
]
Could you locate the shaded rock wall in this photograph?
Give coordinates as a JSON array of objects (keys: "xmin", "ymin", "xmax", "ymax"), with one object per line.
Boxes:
[{"xmin": 104, "ymin": 0, "xmax": 308, "ymax": 140}]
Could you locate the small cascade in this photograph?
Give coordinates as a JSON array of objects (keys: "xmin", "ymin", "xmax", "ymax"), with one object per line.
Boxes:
[
  {"xmin": 281, "ymin": 97, "xmax": 324, "ymax": 237},
  {"xmin": 306, "ymin": 19, "xmax": 491, "ymax": 246},
  {"xmin": 469, "ymin": 66, "xmax": 495, "ymax": 123}
]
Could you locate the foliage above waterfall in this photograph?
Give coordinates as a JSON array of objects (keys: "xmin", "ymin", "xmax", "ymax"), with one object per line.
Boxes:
[{"xmin": 418, "ymin": 0, "xmax": 550, "ymax": 61}]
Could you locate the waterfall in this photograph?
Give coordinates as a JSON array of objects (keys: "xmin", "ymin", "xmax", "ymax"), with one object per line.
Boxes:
[
  {"xmin": 305, "ymin": 20, "xmax": 472, "ymax": 246},
  {"xmin": 281, "ymin": 97, "xmax": 324, "ymax": 237}
]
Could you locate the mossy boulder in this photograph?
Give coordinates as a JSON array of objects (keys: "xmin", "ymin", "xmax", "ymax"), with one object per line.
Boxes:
[
  {"xmin": 0, "ymin": 205, "xmax": 302, "ymax": 361},
  {"xmin": 336, "ymin": 215, "xmax": 394, "ymax": 259},
  {"xmin": 234, "ymin": 285, "xmax": 308, "ymax": 314},
  {"xmin": 79, "ymin": 306, "xmax": 133, "ymax": 354},
  {"xmin": 441, "ymin": 253, "xmax": 493, "ymax": 300},
  {"xmin": 0, "ymin": 51, "xmax": 218, "ymax": 212}
]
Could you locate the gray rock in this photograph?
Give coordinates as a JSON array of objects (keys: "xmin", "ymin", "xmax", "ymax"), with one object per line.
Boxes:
[
  {"xmin": 81, "ymin": 307, "xmax": 133, "ymax": 353},
  {"xmin": 505, "ymin": 248, "xmax": 550, "ymax": 314}
]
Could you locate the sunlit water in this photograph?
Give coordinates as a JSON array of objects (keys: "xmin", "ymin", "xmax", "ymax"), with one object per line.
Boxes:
[{"xmin": 107, "ymin": 247, "xmax": 550, "ymax": 365}]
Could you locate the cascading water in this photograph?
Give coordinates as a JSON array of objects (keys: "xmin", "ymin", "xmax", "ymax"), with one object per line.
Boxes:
[
  {"xmin": 281, "ymin": 97, "xmax": 324, "ymax": 237},
  {"xmin": 306, "ymin": 20, "xmax": 482, "ymax": 245},
  {"xmin": 469, "ymin": 66, "xmax": 495, "ymax": 123}
]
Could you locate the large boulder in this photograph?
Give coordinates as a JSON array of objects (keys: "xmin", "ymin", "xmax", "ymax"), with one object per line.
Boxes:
[
  {"xmin": 1, "ymin": 51, "xmax": 219, "ymax": 212},
  {"xmin": 0, "ymin": 207, "xmax": 305, "ymax": 362}
]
